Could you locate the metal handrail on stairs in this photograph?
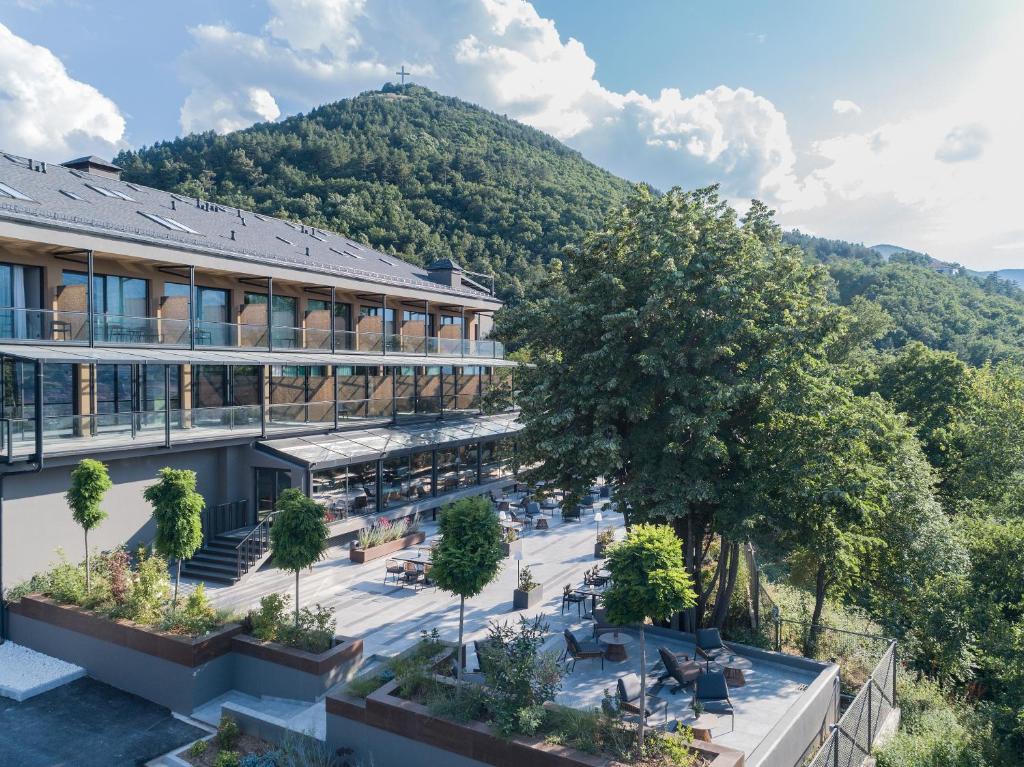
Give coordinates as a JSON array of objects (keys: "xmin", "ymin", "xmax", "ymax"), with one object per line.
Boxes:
[{"xmin": 235, "ymin": 512, "xmax": 277, "ymax": 580}]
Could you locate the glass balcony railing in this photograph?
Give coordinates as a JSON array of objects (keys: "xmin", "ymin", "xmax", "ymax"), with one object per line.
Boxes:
[{"xmin": 0, "ymin": 306, "xmax": 505, "ymax": 358}]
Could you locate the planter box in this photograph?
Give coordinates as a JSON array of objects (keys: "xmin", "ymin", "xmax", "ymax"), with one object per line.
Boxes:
[
  {"xmin": 513, "ymin": 585, "xmax": 544, "ymax": 610},
  {"xmin": 232, "ymin": 634, "xmax": 364, "ymax": 701},
  {"xmin": 594, "ymin": 543, "xmax": 608, "ymax": 559},
  {"xmin": 502, "ymin": 539, "xmax": 523, "ymax": 558},
  {"xmin": 349, "ymin": 531, "xmax": 426, "ymax": 563},
  {"xmin": 326, "ymin": 679, "xmax": 745, "ymax": 767},
  {"xmin": 7, "ymin": 595, "xmax": 241, "ymax": 713}
]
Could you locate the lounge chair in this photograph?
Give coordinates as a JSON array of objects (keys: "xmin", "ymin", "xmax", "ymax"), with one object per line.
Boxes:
[
  {"xmin": 657, "ymin": 646, "xmax": 701, "ymax": 693},
  {"xmin": 693, "ymin": 670, "xmax": 735, "ymax": 729},
  {"xmin": 617, "ymin": 673, "xmax": 668, "ymax": 724},
  {"xmin": 695, "ymin": 627, "xmax": 729, "ymax": 670},
  {"xmin": 562, "ymin": 629, "xmax": 604, "ymax": 672}
]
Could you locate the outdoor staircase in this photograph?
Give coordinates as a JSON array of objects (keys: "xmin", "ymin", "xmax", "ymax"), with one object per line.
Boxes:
[{"xmin": 180, "ymin": 500, "xmax": 275, "ymax": 586}]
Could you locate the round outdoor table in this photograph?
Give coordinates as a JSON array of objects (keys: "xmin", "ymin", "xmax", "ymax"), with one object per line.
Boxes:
[
  {"xmin": 718, "ymin": 654, "xmax": 752, "ymax": 687},
  {"xmin": 676, "ymin": 712, "xmax": 720, "ymax": 742},
  {"xmin": 598, "ymin": 631, "xmax": 634, "ymax": 662}
]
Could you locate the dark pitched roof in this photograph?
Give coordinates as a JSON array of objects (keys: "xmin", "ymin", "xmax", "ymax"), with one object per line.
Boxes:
[
  {"xmin": 61, "ymin": 156, "xmax": 123, "ymax": 174},
  {"xmin": 426, "ymin": 258, "xmax": 464, "ymax": 272},
  {"xmin": 0, "ymin": 151, "xmax": 498, "ymax": 303}
]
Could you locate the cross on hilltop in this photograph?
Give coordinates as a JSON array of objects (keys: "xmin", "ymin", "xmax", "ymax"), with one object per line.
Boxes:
[{"xmin": 396, "ymin": 66, "xmax": 411, "ymax": 85}]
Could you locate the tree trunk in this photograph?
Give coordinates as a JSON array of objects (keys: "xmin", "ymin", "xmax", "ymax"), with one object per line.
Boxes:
[
  {"xmin": 805, "ymin": 562, "xmax": 827, "ymax": 657},
  {"xmin": 84, "ymin": 530, "xmax": 91, "ymax": 593},
  {"xmin": 174, "ymin": 559, "xmax": 181, "ymax": 609},
  {"xmin": 456, "ymin": 595, "xmax": 466, "ymax": 688},
  {"xmin": 710, "ymin": 541, "xmax": 741, "ymax": 629},
  {"xmin": 295, "ymin": 570, "xmax": 300, "ymax": 626},
  {"xmin": 691, "ymin": 515, "xmax": 709, "ymax": 628},
  {"xmin": 637, "ymin": 624, "xmax": 647, "ymax": 759}
]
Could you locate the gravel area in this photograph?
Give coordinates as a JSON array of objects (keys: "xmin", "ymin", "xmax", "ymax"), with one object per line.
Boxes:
[{"xmin": 0, "ymin": 642, "xmax": 85, "ymax": 702}]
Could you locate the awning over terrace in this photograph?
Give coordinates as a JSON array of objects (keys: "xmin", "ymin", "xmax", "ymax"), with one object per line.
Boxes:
[
  {"xmin": 255, "ymin": 412, "xmax": 522, "ymax": 469},
  {"xmin": 0, "ymin": 343, "xmax": 517, "ymax": 367}
]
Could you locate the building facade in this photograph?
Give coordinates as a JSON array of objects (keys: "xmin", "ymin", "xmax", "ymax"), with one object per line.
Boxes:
[{"xmin": 0, "ymin": 152, "xmax": 519, "ymax": 593}]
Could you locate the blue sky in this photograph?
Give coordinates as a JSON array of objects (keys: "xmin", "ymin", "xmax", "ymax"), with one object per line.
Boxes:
[{"xmin": 2, "ymin": 0, "xmax": 1022, "ymax": 269}]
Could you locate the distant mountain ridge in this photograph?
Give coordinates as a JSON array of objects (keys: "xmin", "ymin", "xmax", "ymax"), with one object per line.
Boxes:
[{"xmin": 114, "ymin": 85, "xmax": 1024, "ymax": 363}]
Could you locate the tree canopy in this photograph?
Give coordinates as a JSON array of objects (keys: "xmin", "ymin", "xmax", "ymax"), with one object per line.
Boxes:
[
  {"xmin": 144, "ymin": 467, "xmax": 205, "ymax": 604},
  {"xmin": 66, "ymin": 458, "xmax": 112, "ymax": 592}
]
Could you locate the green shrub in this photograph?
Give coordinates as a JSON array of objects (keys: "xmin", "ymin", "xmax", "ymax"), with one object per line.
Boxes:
[
  {"xmin": 163, "ymin": 584, "xmax": 221, "ymax": 636},
  {"xmin": 250, "ymin": 593, "xmax": 289, "ymax": 643},
  {"xmin": 425, "ymin": 681, "xmax": 489, "ymax": 723},
  {"xmin": 215, "ymin": 714, "xmax": 241, "ymax": 751},
  {"xmin": 46, "ymin": 551, "xmax": 87, "ymax": 605},
  {"xmin": 346, "ymin": 673, "xmax": 387, "ymax": 698},
  {"xmin": 214, "ymin": 750, "xmax": 240, "ymax": 767},
  {"xmin": 187, "ymin": 739, "xmax": 209, "ymax": 757},
  {"xmin": 122, "ymin": 547, "xmax": 170, "ymax": 624},
  {"xmin": 356, "ymin": 513, "xmax": 419, "ymax": 549}
]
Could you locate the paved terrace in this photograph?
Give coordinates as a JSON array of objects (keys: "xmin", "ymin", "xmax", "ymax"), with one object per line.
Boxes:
[{"xmin": 195, "ymin": 510, "xmax": 833, "ymax": 765}]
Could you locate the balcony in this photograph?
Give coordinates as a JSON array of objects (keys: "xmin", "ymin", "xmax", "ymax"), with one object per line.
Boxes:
[
  {"xmin": 0, "ymin": 394, "xmax": 509, "ymax": 460},
  {"xmin": 0, "ymin": 308, "xmax": 506, "ymax": 360}
]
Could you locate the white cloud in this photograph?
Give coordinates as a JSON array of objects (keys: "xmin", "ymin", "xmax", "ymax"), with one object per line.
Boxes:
[
  {"xmin": 181, "ymin": 86, "xmax": 281, "ymax": 135},
  {"xmin": 0, "ymin": 23, "xmax": 125, "ymax": 158},
  {"xmin": 175, "ymin": 0, "xmax": 812, "ymax": 205},
  {"xmin": 832, "ymin": 99, "xmax": 861, "ymax": 115}
]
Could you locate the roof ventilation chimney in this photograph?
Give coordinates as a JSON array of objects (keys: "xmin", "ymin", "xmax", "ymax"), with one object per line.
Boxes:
[
  {"xmin": 171, "ymin": 199, "xmax": 176, "ymax": 210},
  {"xmin": 241, "ymin": 217, "xmax": 246, "ymax": 226},
  {"xmin": 425, "ymin": 258, "xmax": 464, "ymax": 289},
  {"xmin": 230, "ymin": 230, "xmax": 236, "ymax": 241},
  {"xmin": 305, "ymin": 246, "xmax": 310, "ymax": 256},
  {"xmin": 60, "ymin": 155, "xmax": 122, "ymax": 180}
]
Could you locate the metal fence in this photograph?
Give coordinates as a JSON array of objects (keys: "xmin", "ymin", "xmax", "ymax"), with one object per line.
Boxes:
[{"xmin": 806, "ymin": 639, "xmax": 898, "ymax": 767}]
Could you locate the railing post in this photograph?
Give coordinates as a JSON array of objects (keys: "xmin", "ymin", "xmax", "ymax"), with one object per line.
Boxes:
[
  {"xmin": 34, "ymin": 359, "xmax": 44, "ymax": 464},
  {"xmin": 867, "ymin": 682, "xmax": 874, "ymax": 752},
  {"xmin": 330, "ymin": 286, "xmax": 336, "ymax": 354},
  {"xmin": 259, "ymin": 365, "xmax": 267, "ymax": 439},
  {"xmin": 86, "ymin": 250, "xmax": 95, "ymax": 347},
  {"xmin": 381, "ymin": 294, "xmax": 388, "ymax": 355},
  {"xmin": 189, "ymin": 265, "xmax": 196, "ymax": 350},
  {"xmin": 267, "ymin": 277, "xmax": 274, "ymax": 352},
  {"xmin": 164, "ymin": 364, "xmax": 172, "ymax": 448},
  {"xmin": 892, "ymin": 642, "xmax": 898, "ymax": 709}
]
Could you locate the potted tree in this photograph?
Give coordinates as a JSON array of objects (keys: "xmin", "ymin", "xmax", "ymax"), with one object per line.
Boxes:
[
  {"xmin": 66, "ymin": 458, "xmax": 112, "ymax": 593},
  {"xmin": 501, "ymin": 526, "xmax": 522, "ymax": 558},
  {"xmin": 603, "ymin": 523, "xmax": 696, "ymax": 757},
  {"xmin": 512, "ymin": 564, "xmax": 543, "ymax": 609},
  {"xmin": 145, "ymin": 467, "xmax": 205, "ymax": 606},
  {"xmin": 429, "ymin": 497, "xmax": 504, "ymax": 685},
  {"xmin": 594, "ymin": 529, "xmax": 614, "ymax": 559},
  {"xmin": 270, "ymin": 488, "xmax": 329, "ymax": 625}
]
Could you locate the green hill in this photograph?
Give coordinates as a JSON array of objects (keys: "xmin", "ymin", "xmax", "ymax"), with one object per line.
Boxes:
[
  {"xmin": 114, "ymin": 84, "xmax": 633, "ymax": 301},
  {"xmin": 116, "ymin": 85, "xmax": 1024, "ymax": 363}
]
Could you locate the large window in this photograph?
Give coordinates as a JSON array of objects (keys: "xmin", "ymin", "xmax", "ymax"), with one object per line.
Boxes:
[
  {"xmin": 166, "ymin": 283, "xmax": 232, "ymax": 345},
  {"xmin": 381, "ymin": 451, "xmax": 434, "ymax": 508},
  {"xmin": 1, "ymin": 360, "xmax": 76, "ymax": 422},
  {"xmin": 359, "ymin": 305, "xmax": 395, "ymax": 337},
  {"xmin": 312, "ymin": 460, "xmax": 378, "ymax": 520},
  {"xmin": 246, "ymin": 292, "xmax": 298, "ymax": 347},
  {"xmin": 0, "ymin": 262, "xmax": 43, "ymax": 340},
  {"xmin": 96, "ymin": 364, "xmax": 134, "ymax": 414},
  {"xmin": 64, "ymin": 271, "xmax": 148, "ymax": 318},
  {"xmin": 481, "ymin": 439, "xmax": 515, "ymax": 482}
]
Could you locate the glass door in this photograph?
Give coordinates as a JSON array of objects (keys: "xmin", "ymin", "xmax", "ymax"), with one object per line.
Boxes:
[{"xmin": 255, "ymin": 468, "xmax": 292, "ymax": 521}]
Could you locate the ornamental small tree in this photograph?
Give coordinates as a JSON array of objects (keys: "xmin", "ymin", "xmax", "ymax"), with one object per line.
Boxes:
[
  {"xmin": 603, "ymin": 523, "xmax": 696, "ymax": 756},
  {"xmin": 145, "ymin": 467, "xmax": 205, "ymax": 606},
  {"xmin": 66, "ymin": 459, "xmax": 112, "ymax": 592},
  {"xmin": 270, "ymin": 488, "xmax": 328, "ymax": 625},
  {"xmin": 429, "ymin": 496, "xmax": 504, "ymax": 685}
]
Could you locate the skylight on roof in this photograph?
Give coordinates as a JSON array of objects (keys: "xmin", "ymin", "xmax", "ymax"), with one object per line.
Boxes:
[
  {"xmin": 137, "ymin": 211, "xmax": 199, "ymax": 234},
  {"xmin": 60, "ymin": 189, "xmax": 85, "ymax": 201},
  {"xmin": 0, "ymin": 181, "xmax": 34, "ymax": 202},
  {"xmin": 379, "ymin": 258, "xmax": 393, "ymax": 266},
  {"xmin": 276, "ymin": 236, "xmax": 294, "ymax": 246},
  {"xmin": 85, "ymin": 183, "xmax": 135, "ymax": 201},
  {"xmin": 125, "ymin": 183, "xmax": 142, "ymax": 192},
  {"xmin": 330, "ymin": 247, "xmax": 362, "ymax": 260}
]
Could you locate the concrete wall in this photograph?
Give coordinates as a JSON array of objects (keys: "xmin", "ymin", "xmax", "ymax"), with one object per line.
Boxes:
[
  {"xmin": 327, "ymin": 711, "xmax": 486, "ymax": 767},
  {"xmin": 2, "ymin": 445, "xmax": 241, "ymax": 585},
  {"xmin": 7, "ymin": 611, "xmax": 235, "ymax": 713}
]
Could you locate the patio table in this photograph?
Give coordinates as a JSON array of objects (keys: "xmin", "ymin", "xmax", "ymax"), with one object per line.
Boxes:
[
  {"xmin": 675, "ymin": 712, "xmax": 720, "ymax": 742},
  {"xmin": 598, "ymin": 631, "xmax": 633, "ymax": 662},
  {"xmin": 573, "ymin": 586, "xmax": 604, "ymax": 616},
  {"xmin": 717, "ymin": 654, "xmax": 752, "ymax": 687}
]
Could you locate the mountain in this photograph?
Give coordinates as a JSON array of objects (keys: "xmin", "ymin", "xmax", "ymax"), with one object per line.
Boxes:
[
  {"xmin": 114, "ymin": 84, "xmax": 633, "ymax": 301},
  {"xmin": 117, "ymin": 86, "xmax": 1024, "ymax": 364}
]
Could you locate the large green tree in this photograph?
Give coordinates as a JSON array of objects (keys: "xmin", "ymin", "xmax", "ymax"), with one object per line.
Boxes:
[
  {"xmin": 144, "ymin": 468, "xmax": 205, "ymax": 605},
  {"xmin": 429, "ymin": 496, "xmax": 504, "ymax": 685},
  {"xmin": 66, "ymin": 459, "xmax": 112, "ymax": 592},
  {"xmin": 602, "ymin": 524, "xmax": 695, "ymax": 755},
  {"xmin": 270, "ymin": 488, "xmax": 329, "ymax": 624},
  {"xmin": 503, "ymin": 186, "xmax": 843, "ymax": 628}
]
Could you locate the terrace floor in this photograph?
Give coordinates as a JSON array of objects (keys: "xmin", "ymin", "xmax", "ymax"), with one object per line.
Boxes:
[{"xmin": 194, "ymin": 507, "xmax": 829, "ymax": 765}]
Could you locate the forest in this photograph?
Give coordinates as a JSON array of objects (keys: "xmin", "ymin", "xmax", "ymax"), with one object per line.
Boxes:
[{"xmin": 116, "ymin": 86, "xmax": 1024, "ymax": 765}]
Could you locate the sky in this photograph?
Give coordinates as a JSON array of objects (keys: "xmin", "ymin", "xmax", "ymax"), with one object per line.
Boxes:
[{"xmin": 1, "ymin": 0, "xmax": 1022, "ymax": 270}]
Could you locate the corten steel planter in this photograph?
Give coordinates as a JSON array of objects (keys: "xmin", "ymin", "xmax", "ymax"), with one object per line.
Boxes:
[
  {"xmin": 326, "ymin": 678, "xmax": 745, "ymax": 767},
  {"xmin": 513, "ymin": 585, "xmax": 544, "ymax": 610},
  {"xmin": 232, "ymin": 634, "xmax": 363, "ymax": 701},
  {"xmin": 349, "ymin": 531, "xmax": 426, "ymax": 563}
]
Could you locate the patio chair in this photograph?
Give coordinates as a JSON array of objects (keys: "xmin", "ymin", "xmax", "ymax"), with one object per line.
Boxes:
[
  {"xmin": 562, "ymin": 629, "xmax": 604, "ymax": 672},
  {"xmin": 525, "ymin": 501, "xmax": 541, "ymax": 518},
  {"xmin": 692, "ymin": 669, "xmax": 735, "ymax": 730},
  {"xmin": 617, "ymin": 673, "xmax": 669, "ymax": 724},
  {"xmin": 510, "ymin": 511, "xmax": 533, "ymax": 530},
  {"xmin": 561, "ymin": 584, "xmax": 587, "ymax": 618},
  {"xmin": 657, "ymin": 646, "xmax": 701, "ymax": 693},
  {"xmin": 599, "ymin": 486, "xmax": 611, "ymax": 499},
  {"xmin": 562, "ymin": 505, "xmax": 582, "ymax": 522},
  {"xmin": 383, "ymin": 558, "xmax": 404, "ymax": 585},
  {"xmin": 401, "ymin": 562, "xmax": 423, "ymax": 590},
  {"xmin": 695, "ymin": 627, "xmax": 729, "ymax": 670},
  {"xmin": 591, "ymin": 606, "xmax": 614, "ymax": 639}
]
